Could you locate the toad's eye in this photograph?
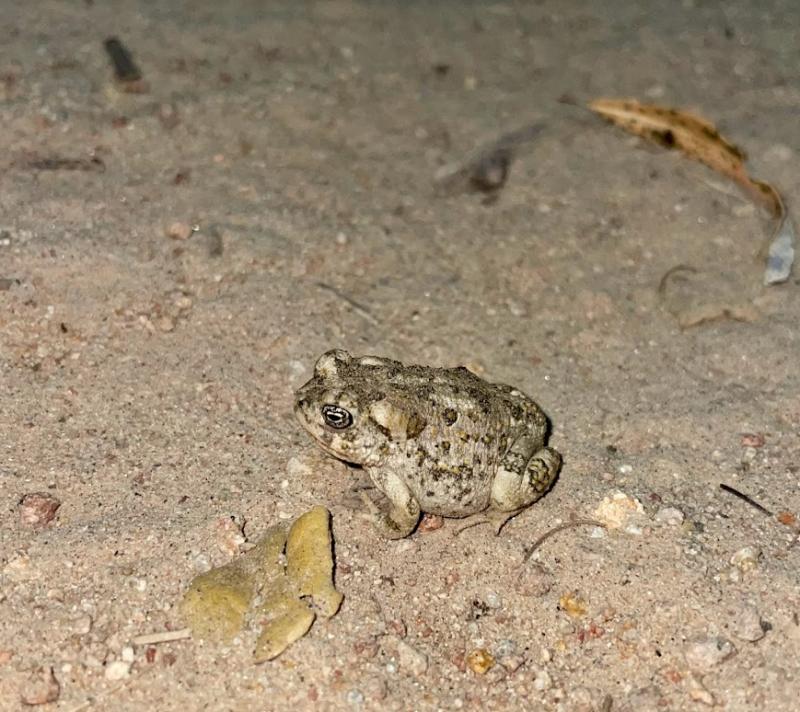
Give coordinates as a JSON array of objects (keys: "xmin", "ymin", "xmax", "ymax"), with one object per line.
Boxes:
[{"xmin": 321, "ymin": 404, "xmax": 353, "ymax": 430}]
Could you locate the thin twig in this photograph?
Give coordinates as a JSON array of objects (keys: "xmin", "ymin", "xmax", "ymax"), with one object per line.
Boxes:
[
  {"xmin": 104, "ymin": 37, "xmax": 142, "ymax": 82},
  {"xmin": 315, "ymin": 282, "xmax": 379, "ymax": 325},
  {"xmin": 522, "ymin": 518, "xmax": 606, "ymax": 565},
  {"xmin": 130, "ymin": 628, "xmax": 192, "ymax": 646},
  {"xmin": 719, "ymin": 483, "xmax": 773, "ymax": 516}
]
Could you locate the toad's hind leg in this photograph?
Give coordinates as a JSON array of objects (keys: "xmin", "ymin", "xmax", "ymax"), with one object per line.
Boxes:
[
  {"xmin": 455, "ymin": 445, "xmax": 561, "ymax": 537},
  {"xmin": 491, "ymin": 445, "xmax": 561, "ymax": 513}
]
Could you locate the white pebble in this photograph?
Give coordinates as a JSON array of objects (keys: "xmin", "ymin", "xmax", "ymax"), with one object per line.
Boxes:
[
  {"xmin": 733, "ymin": 604, "xmax": 766, "ymax": 642},
  {"xmin": 495, "ymin": 639, "xmax": 517, "ymax": 658},
  {"xmin": 730, "ymin": 546, "xmax": 761, "ymax": 571},
  {"xmin": 286, "ymin": 457, "xmax": 312, "ymax": 478},
  {"xmin": 121, "ymin": 646, "xmax": 135, "ymax": 663},
  {"xmin": 684, "ymin": 637, "xmax": 736, "ymax": 672},
  {"xmin": 593, "ymin": 491, "xmax": 646, "ymax": 530},
  {"xmin": 655, "ymin": 507, "xmax": 685, "ymax": 525},
  {"xmin": 104, "ymin": 660, "xmax": 131, "ymax": 681},
  {"xmin": 484, "ymin": 592, "xmax": 502, "ymax": 609},
  {"xmin": 382, "ymin": 636, "xmax": 428, "ymax": 676},
  {"xmin": 533, "ymin": 668, "xmax": 552, "ymax": 691},
  {"xmin": 393, "ymin": 539, "xmax": 417, "ymax": 555},
  {"xmin": 71, "ymin": 615, "xmax": 93, "ymax": 635},
  {"xmin": 346, "ymin": 689, "xmax": 364, "ymax": 705}
]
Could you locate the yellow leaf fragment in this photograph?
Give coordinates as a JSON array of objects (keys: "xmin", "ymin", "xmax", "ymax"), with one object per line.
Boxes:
[
  {"xmin": 181, "ymin": 507, "xmax": 343, "ymax": 662},
  {"xmin": 466, "ymin": 648, "xmax": 495, "ymax": 675},
  {"xmin": 286, "ymin": 506, "xmax": 344, "ymax": 618},
  {"xmin": 253, "ymin": 584, "xmax": 316, "ymax": 663},
  {"xmin": 181, "ymin": 524, "xmax": 287, "ymax": 643},
  {"xmin": 559, "ymin": 592, "xmax": 588, "ymax": 619}
]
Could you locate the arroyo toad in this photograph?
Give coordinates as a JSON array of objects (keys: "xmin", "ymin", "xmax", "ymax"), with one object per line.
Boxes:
[{"xmin": 294, "ymin": 350, "xmax": 561, "ymax": 538}]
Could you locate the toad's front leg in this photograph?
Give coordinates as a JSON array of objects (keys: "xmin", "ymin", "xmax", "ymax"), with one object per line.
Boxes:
[{"xmin": 361, "ymin": 468, "xmax": 421, "ymax": 539}]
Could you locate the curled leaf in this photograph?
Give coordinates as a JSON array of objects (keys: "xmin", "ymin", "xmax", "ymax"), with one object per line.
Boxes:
[{"xmin": 590, "ymin": 98, "xmax": 794, "ymax": 284}]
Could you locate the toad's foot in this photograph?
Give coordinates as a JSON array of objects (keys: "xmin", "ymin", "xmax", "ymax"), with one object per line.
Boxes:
[
  {"xmin": 359, "ymin": 492, "xmax": 420, "ymax": 540},
  {"xmin": 452, "ymin": 508, "xmax": 523, "ymax": 537}
]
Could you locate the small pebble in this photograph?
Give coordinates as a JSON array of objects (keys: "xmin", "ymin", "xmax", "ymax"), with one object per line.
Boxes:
[
  {"xmin": 732, "ymin": 603, "xmax": 767, "ymax": 642},
  {"xmin": 558, "ymin": 592, "xmax": 587, "ymax": 619},
  {"xmin": 18, "ymin": 493, "xmax": 61, "ymax": 528},
  {"xmin": 381, "ymin": 635, "xmax": 427, "ymax": 676},
  {"xmin": 71, "ymin": 615, "xmax": 93, "ymax": 635},
  {"xmin": 494, "ymin": 639, "xmax": 517, "ymax": 658},
  {"xmin": 165, "ymin": 221, "xmax": 192, "ymax": 240},
  {"xmin": 214, "ymin": 515, "xmax": 246, "ymax": 557},
  {"xmin": 684, "ymin": 637, "xmax": 736, "ymax": 672},
  {"xmin": 286, "ymin": 457, "xmax": 312, "ymax": 478},
  {"xmin": 155, "ymin": 316, "xmax": 175, "ymax": 333},
  {"xmin": 173, "ymin": 295, "xmax": 193, "ymax": 311},
  {"xmin": 20, "ymin": 666, "xmax": 60, "ymax": 705},
  {"xmin": 730, "ymin": 546, "xmax": 761, "ymax": 572},
  {"xmin": 385, "ymin": 619, "xmax": 406, "ymax": 638},
  {"xmin": 533, "ymin": 668, "xmax": 552, "ymax": 691},
  {"xmin": 484, "ymin": 591, "xmax": 502, "ymax": 609},
  {"xmin": 345, "ymin": 689, "xmax": 364, "ymax": 706},
  {"xmin": 417, "ymin": 513, "xmax": 444, "ymax": 532},
  {"xmin": 687, "ymin": 674, "xmax": 715, "ymax": 706},
  {"xmin": 121, "ymin": 646, "xmax": 135, "ymax": 663},
  {"xmin": 655, "ymin": 507, "xmax": 685, "ymax": 525},
  {"xmin": 593, "ymin": 491, "xmax": 646, "ymax": 530},
  {"xmin": 393, "ymin": 539, "xmax": 417, "ymax": 555},
  {"xmin": 500, "ymin": 654, "xmax": 525, "ymax": 673},
  {"xmin": 466, "ymin": 648, "xmax": 495, "ymax": 675},
  {"xmin": 362, "ymin": 676, "xmax": 387, "ymax": 701},
  {"xmin": 506, "ymin": 300, "xmax": 528, "ymax": 317},
  {"xmin": 740, "ymin": 432, "xmax": 765, "ymax": 448},
  {"xmin": 104, "ymin": 660, "xmax": 131, "ymax": 680},
  {"xmin": 157, "ymin": 103, "xmax": 180, "ymax": 129}
]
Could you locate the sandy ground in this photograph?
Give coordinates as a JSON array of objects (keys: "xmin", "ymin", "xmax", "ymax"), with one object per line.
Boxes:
[{"xmin": 1, "ymin": 1, "xmax": 799, "ymax": 710}]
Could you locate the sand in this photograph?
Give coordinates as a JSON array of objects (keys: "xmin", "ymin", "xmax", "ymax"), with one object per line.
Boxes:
[{"xmin": 1, "ymin": 1, "xmax": 799, "ymax": 710}]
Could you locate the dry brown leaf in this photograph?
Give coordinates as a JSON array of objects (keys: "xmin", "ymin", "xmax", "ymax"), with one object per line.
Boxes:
[
  {"xmin": 589, "ymin": 98, "xmax": 782, "ymax": 217},
  {"xmin": 590, "ymin": 98, "xmax": 794, "ymax": 284}
]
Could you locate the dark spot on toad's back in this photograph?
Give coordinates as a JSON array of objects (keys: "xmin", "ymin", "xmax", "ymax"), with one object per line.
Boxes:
[
  {"xmin": 443, "ymin": 408, "xmax": 458, "ymax": 425},
  {"xmin": 406, "ymin": 413, "xmax": 427, "ymax": 439}
]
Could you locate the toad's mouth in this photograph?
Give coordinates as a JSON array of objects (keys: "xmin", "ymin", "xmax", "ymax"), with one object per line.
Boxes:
[{"xmin": 302, "ymin": 432, "xmax": 366, "ymax": 468}]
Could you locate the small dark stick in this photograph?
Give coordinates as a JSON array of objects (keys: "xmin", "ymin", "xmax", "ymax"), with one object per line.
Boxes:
[
  {"xmin": 522, "ymin": 518, "xmax": 606, "ymax": 565},
  {"xmin": 104, "ymin": 37, "xmax": 142, "ymax": 83},
  {"xmin": 719, "ymin": 483, "xmax": 773, "ymax": 516}
]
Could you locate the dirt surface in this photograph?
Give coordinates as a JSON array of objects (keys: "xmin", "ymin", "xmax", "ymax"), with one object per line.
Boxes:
[{"xmin": 2, "ymin": 1, "xmax": 799, "ymax": 710}]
